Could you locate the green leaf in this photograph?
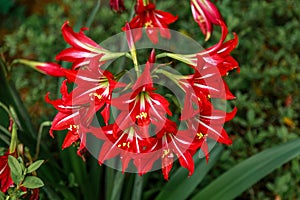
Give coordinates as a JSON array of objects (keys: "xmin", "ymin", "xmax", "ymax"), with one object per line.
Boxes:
[
  {"xmin": 131, "ymin": 174, "xmax": 143, "ymax": 200},
  {"xmin": 8, "ymin": 155, "xmax": 23, "ymax": 185},
  {"xmin": 55, "ymin": 185, "xmax": 77, "ymax": 200},
  {"xmin": 42, "ymin": 185, "xmax": 61, "ymax": 200},
  {"xmin": 156, "ymin": 144, "xmax": 223, "ymax": 200},
  {"xmin": 18, "ymin": 191, "xmax": 27, "ymax": 197},
  {"xmin": 22, "ymin": 176, "xmax": 44, "ymax": 189},
  {"xmin": 110, "ymin": 171, "xmax": 125, "ymax": 200},
  {"xmin": 85, "ymin": 0, "xmax": 101, "ymax": 29},
  {"xmin": 0, "ymin": 58, "xmax": 36, "ymax": 144},
  {"xmin": 27, "ymin": 160, "xmax": 44, "ymax": 174},
  {"xmin": 105, "ymin": 166, "xmax": 115, "ymax": 200},
  {"xmin": 191, "ymin": 138, "xmax": 300, "ymax": 200},
  {"xmin": 0, "ymin": 191, "xmax": 5, "ymax": 200}
]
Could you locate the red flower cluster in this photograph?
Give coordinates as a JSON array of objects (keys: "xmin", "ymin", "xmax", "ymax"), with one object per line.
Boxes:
[
  {"xmin": 44, "ymin": 0, "xmax": 239, "ymax": 179},
  {"xmin": 122, "ymin": 0, "xmax": 177, "ymax": 44}
]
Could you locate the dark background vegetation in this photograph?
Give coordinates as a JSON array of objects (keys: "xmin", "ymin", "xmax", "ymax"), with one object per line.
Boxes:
[{"xmin": 0, "ymin": 0, "xmax": 299, "ymax": 199}]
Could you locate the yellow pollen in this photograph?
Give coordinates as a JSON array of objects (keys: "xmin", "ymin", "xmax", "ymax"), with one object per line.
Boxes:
[
  {"xmin": 118, "ymin": 142, "xmax": 130, "ymax": 148},
  {"xmin": 68, "ymin": 124, "xmax": 79, "ymax": 131},
  {"xmin": 89, "ymin": 93, "xmax": 102, "ymax": 100},
  {"xmin": 196, "ymin": 132, "xmax": 204, "ymax": 139},
  {"xmin": 207, "ymin": 95, "xmax": 211, "ymax": 98},
  {"xmin": 145, "ymin": 21, "xmax": 153, "ymax": 28},
  {"xmin": 198, "ymin": 16, "xmax": 205, "ymax": 23},
  {"xmin": 162, "ymin": 149, "xmax": 170, "ymax": 158},
  {"xmin": 136, "ymin": 112, "xmax": 148, "ymax": 119}
]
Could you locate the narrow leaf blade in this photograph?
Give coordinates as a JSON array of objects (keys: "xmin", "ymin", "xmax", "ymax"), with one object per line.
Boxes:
[{"xmin": 191, "ymin": 138, "xmax": 300, "ymax": 200}]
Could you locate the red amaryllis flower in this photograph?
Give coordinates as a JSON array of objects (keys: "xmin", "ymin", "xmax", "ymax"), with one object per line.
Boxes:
[
  {"xmin": 56, "ymin": 21, "xmax": 107, "ymax": 69},
  {"xmin": 63, "ymin": 63, "xmax": 119, "ymax": 125},
  {"xmin": 168, "ymin": 21, "xmax": 239, "ymax": 76},
  {"xmin": 110, "ymin": 0, "xmax": 126, "ymax": 13},
  {"xmin": 123, "ymin": 0, "xmax": 178, "ymax": 44},
  {"xmin": 112, "ymin": 54, "xmax": 171, "ymax": 130},
  {"xmin": 191, "ymin": 0, "xmax": 224, "ymax": 41},
  {"xmin": 199, "ymin": 22, "xmax": 239, "ymax": 76},
  {"xmin": 91, "ymin": 124, "xmax": 152, "ymax": 172},
  {"xmin": 0, "ymin": 151, "xmax": 14, "ymax": 193},
  {"xmin": 186, "ymin": 65, "xmax": 235, "ymax": 100},
  {"xmin": 179, "ymin": 78, "xmax": 237, "ymax": 160},
  {"xmin": 14, "ymin": 59, "xmax": 65, "ymax": 77},
  {"xmin": 186, "ymin": 99, "xmax": 237, "ymax": 148},
  {"xmin": 128, "ymin": 119, "xmax": 200, "ymax": 179},
  {"xmin": 46, "ymin": 65, "xmax": 119, "ymax": 154},
  {"xmin": 155, "ymin": 119, "xmax": 195, "ymax": 180},
  {"xmin": 45, "ymin": 80, "xmax": 93, "ymax": 155}
]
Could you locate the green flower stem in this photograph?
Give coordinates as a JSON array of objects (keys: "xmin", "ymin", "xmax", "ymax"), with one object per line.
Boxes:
[
  {"xmin": 125, "ymin": 53, "xmax": 132, "ymax": 60},
  {"xmin": 100, "ymin": 52, "xmax": 127, "ymax": 62},
  {"xmin": 125, "ymin": 5, "xmax": 140, "ymax": 77},
  {"xmin": 85, "ymin": 0, "xmax": 101, "ymax": 29},
  {"xmin": 130, "ymin": 44, "xmax": 140, "ymax": 77},
  {"xmin": 34, "ymin": 121, "xmax": 52, "ymax": 160},
  {"xmin": 9, "ymin": 121, "xmax": 17, "ymax": 153},
  {"xmin": 155, "ymin": 69, "xmax": 189, "ymax": 91},
  {"xmin": 156, "ymin": 52, "xmax": 196, "ymax": 66},
  {"xmin": 142, "ymin": 0, "xmax": 149, "ymax": 6},
  {"xmin": 155, "ymin": 52, "xmax": 168, "ymax": 60},
  {"xmin": 11, "ymin": 59, "xmax": 46, "ymax": 75}
]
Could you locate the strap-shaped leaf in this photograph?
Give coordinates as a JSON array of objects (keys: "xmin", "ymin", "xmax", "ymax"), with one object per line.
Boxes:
[
  {"xmin": 191, "ymin": 137, "xmax": 300, "ymax": 200},
  {"xmin": 156, "ymin": 144, "xmax": 223, "ymax": 200},
  {"xmin": 0, "ymin": 59, "xmax": 36, "ymax": 142}
]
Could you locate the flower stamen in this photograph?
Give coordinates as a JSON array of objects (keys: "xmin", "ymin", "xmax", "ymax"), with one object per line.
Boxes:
[{"xmin": 89, "ymin": 93, "xmax": 102, "ymax": 100}]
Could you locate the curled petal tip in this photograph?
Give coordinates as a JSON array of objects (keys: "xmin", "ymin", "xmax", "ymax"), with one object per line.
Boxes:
[
  {"xmin": 49, "ymin": 130, "xmax": 54, "ymax": 138},
  {"xmin": 62, "ymin": 20, "xmax": 70, "ymax": 29},
  {"xmin": 205, "ymin": 32, "xmax": 211, "ymax": 41},
  {"xmin": 150, "ymin": 49, "xmax": 156, "ymax": 63}
]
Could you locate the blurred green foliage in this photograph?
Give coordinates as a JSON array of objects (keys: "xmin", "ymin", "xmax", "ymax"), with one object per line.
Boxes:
[
  {"xmin": 216, "ymin": 1, "xmax": 300, "ymax": 199},
  {"xmin": 0, "ymin": 0, "xmax": 300, "ymax": 199}
]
